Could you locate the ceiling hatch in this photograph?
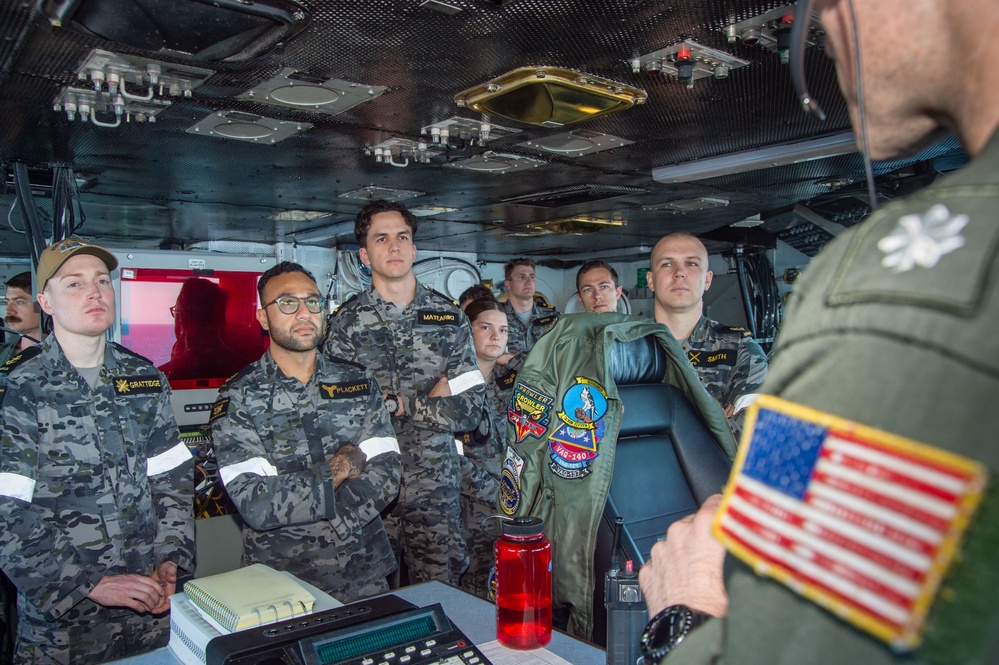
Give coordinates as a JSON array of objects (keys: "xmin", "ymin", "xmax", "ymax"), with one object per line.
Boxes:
[
  {"xmin": 43, "ymin": 0, "xmax": 311, "ymax": 62},
  {"xmin": 455, "ymin": 67, "xmax": 647, "ymax": 127}
]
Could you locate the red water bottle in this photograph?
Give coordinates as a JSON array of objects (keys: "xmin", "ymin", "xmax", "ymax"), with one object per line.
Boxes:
[{"xmin": 495, "ymin": 516, "xmax": 552, "ymax": 649}]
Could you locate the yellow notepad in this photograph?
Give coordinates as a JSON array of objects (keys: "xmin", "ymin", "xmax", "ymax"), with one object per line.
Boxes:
[{"xmin": 182, "ymin": 564, "xmax": 316, "ymax": 633}]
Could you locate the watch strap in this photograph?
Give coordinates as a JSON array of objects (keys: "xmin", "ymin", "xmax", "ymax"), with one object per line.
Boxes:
[{"xmin": 640, "ymin": 604, "xmax": 709, "ymax": 662}]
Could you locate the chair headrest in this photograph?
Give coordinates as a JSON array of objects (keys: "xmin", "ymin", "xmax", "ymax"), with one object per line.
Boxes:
[{"xmin": 610, "ymin": 336, "xmax": 669, "ymax": 385}]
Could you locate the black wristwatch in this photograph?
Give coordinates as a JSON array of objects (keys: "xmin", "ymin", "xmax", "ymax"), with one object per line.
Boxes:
[
  {"xmin": 640, "ymin": 604, "xmax": 709, "ymax": 662},
  {"xmin": 383, "ymin": 394, "xmax": 400, "ymax": 415}
]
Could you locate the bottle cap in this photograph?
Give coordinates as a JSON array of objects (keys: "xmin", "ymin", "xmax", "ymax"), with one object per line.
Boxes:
[{"xmin": 501, "ymin": 516, "xmax": 545, "ymax": 537}]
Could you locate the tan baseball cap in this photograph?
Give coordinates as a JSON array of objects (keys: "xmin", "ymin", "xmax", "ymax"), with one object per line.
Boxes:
[{"xmin": 36, "ymin": 238, "xmax": 119, "ymax": 292}]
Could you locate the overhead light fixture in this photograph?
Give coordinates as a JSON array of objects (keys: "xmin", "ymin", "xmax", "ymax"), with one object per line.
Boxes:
[
  {"xmin": 338, "ymin": 186, "xmax": 424, "ymax": 201},
  {"xmin": 238, "ymin": 68, "xmax": 387, "ymax": 116},
  {"xmin": 643, "ymin": 197, "xmax": 730, "ymax": 212},
  {"xmin": 268, "ymin": 210, "xmax": 331, "ymax": 222},
  {"xmin": 186, "ymin": 110, "xmax": 312, "ymax": 143},
  {"xmin": 446, "ymin": 152, "xmax": 546, "ymax": 174},
  {"xmin": 651, "ymin": 132, "xmax": 857, "ymax": 183},
  {"xmin": 410, "ymin": 205, "xmax": 459, "ymax": 217},
  {"xmin": 540, "ymin": 215, "xmax": 626, "ymax": 235},
  {"xmin": 455, "ymin": 67, "xmax": 647, "ymax": 127},
  {"xmin": 520, "ymin": 130, "xmax": 634, "ymax": 157}
]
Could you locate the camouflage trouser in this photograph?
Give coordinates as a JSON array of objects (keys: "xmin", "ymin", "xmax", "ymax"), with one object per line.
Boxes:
[
  {"xmin": 15, "ymin": 599, "xmax": 168, "ymax": 665},
  {"xmin": 386, "ymin": 438, "xmax": 468, "ymax": 585},
  {"xmin": 458, "ymin": 494, "xmax": 499, "ymax": 599}
]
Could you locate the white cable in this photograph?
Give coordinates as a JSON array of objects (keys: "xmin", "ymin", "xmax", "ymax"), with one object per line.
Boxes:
[
  {"xmin": 90, "ymin": 112, "xmax": 121, "ymax": 128},
  {"xmin": 119, "ymin": 78, "xmax": 154, "ymax": 102}
]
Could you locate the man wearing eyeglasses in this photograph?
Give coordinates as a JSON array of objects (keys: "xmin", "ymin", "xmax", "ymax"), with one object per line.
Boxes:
[
  {"xmin": 324, "ymin": 200, "xmax": 485, "ymax": 587},
  {"xmin": 0, "ymin": 272, "xmax": 43, "ymax": 367},
  {"xmin": 211, "ymin": 262, "xmax": 401, "ymax": 602}
]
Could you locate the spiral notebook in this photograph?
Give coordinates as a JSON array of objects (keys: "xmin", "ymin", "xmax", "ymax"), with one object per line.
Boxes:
[{"xmin": 182, "ymin": 563, "xmax": 316, "ymax": 633}]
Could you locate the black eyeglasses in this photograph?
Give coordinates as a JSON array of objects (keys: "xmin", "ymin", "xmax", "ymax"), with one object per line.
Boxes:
[{"xmin": 263, "ymin": 295, "xmax": 325, "ymax": 315}]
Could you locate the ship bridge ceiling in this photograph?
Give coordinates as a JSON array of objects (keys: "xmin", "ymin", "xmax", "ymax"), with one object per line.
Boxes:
[{"xmin": 0, "ymin": 0, "xmax": 965, "ymax": 262}]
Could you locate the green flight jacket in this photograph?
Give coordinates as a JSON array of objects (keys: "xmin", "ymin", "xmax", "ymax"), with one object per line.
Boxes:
[{"xmin": 502, "ymin": 312, "xmax": 736, "ymax": 639}]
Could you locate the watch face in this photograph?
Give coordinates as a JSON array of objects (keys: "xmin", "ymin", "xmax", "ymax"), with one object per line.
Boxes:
[
  {"xmin": 641, "ymin": 605, "xmax": 696, "ymax": 661},
  {"xmin": 385, "ymin": 396, "xmax": 398, "ymax": 413}
]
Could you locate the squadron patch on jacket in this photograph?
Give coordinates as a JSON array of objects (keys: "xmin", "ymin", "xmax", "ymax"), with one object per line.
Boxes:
[
  {"xmin": 713, "ymin": 395, "xmax": 987, "ymax": 651},
  {"xmin": 508, "ymin": 382, "xmax": 554, "ymax": 443},
  {"xmin": 112, "ymin": 375, "xmax": 163, "ymax": 395},
  {"xmin": 418, "ymin": 310, "xmax": 459, "ymax": 326},
  {"xmin": 320, "ymin": 379, "xmax": 370, "ymax": 399},
  {"xmin": 546, "ymin": 376, "xmax": 607, "ymax": 480},
  {"xmin": 500, "ymin": 445, "xmax": 526, "ymax": 515}
]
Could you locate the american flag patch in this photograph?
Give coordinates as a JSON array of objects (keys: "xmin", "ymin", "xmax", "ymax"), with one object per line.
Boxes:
[{"xmin": 714, "ymin": 396, "xmax": 988, "ymax": 650}]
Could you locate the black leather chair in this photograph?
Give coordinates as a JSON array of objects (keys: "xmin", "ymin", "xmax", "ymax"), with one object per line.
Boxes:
[{"xmin": 590, "ymin": 336, "xmax": 732, "ymax": 646}]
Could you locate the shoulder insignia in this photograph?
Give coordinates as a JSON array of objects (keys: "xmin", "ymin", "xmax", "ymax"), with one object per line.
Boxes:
[
  {"xmin": 0, "ymin": 344, "xmax": 42, "ymax": 374},
  {"xmin": 325, "ymin": 355, "xmax": 367, "ymax": 372},
  {"xmin": 209, "ymin": 397, "xmax": 229, "ymax": 423},
  {"xmin": 710, "ymin": 322, "xmax": 750, "ymax": 337},
  {"xmin": 714, "ymin": 395, "xmax": 988, "ymax": 651},
  {"xmin": 219, "ymin": 363, "xmax": 255, "ymax": 390},
  {"xmin": 330, "ymin": 292, "xmax": 360, "ymax": 315},
  {"xmin": 496, "ymin": 366, "xmax": 518, "ymax": 390},
  {"xmin": 878, "ymin": 204, "xmax": 968, "ymax": 273},
  {"xmin": 108, "ymin": 341, "xmax": 155, "ymax": 364},
  {"xmin": 427, "ymin": 288, "xmax": 459, "ymax": 307}
]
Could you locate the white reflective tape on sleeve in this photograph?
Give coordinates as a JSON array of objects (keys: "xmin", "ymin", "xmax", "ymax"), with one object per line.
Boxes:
[
  {"xmin": 455, "ymin": 438, "xmax": 464, "ymax": 456},
  {"xmin": 219, "ymin": 457, "xmax": 279, "ymax": 486},
  {"xmin": 733, "ymin": 393, "xmax": 761, "ymax": 416},
  {"xmin": 146, "ymin": 442, "xmax": 194, "ymax": 477},
  {"xmin": 449, "ymin": 369, "xmax": 486, "ymax": 396},
  {"xmin": 358, "ymin": 436, "xmax": 400, "ymax": 460},
  {"xmin": 0, "ymin": 472, "xmax": 35, "ymax": 502}
]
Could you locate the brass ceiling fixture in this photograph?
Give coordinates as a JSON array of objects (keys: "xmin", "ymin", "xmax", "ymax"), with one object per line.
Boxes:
[{"xmin": 454, "ymin": 67, "xmax": 647, "ymax": 127}]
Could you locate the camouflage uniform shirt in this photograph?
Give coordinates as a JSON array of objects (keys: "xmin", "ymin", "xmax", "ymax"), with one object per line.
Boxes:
[
  {"xmin": 323, "ymin": 282, "xmax": 485, "ymax": 584},
  {"xmin": 456, "ymin": 356, "xmax": 520, "ymax": 598},
  {"xmin": 682, "ymin": 315, "xmax": 768, "ymax": 436},
  {"xmin": 501, "ymin": 300, "xmax": 559, "ymax": 354},
  {"xmin": 211, "ymin": 351, "xmax": 401, "ymax": 602},
  {"xmin": 0, "ymin": 337, "xmax": 194, "ymax": 663}
]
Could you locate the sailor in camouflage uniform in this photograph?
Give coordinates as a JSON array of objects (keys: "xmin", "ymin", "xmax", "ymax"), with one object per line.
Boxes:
[
  {"xmin": 455, "ymin": 298, "xmax": 521, "ymax": 598},
  {"xmin": 0, "ymin": 239, "xmax": 194, "ymax": 664},
  {"xmin": 324, "ymin": 201, "xmax": 485, "ymax": 586},
  {"xmin": 0, "ymin": 271, "xmax": 43, "ymax": 368},
  {"xmin": 648, "ymin": 232, "xmax": 768, "ymax": 436},
  {"xmin": 212, "ymin": 263, "xmax": 401, "ymax": 602},
  {"xmin": 501, "ymin": 258, "xmax": 560, "ymax": 354}
]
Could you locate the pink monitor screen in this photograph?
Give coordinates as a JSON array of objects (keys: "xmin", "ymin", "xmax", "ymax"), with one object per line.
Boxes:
[{"xmin": 119, "ymin": 268, "xmax": 268, "ymax": 390}]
